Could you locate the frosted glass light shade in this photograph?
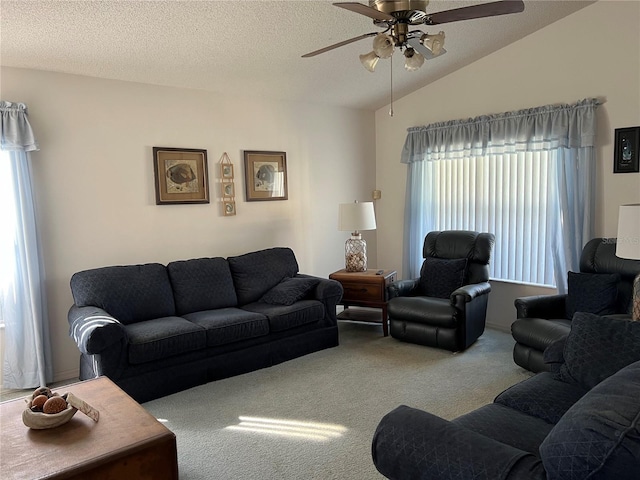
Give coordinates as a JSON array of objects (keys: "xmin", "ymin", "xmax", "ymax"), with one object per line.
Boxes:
[
  {"xmin": 372, "ymin": 33, "xmax": 394, "ymax": 59},
  {"xmin": 404, "ymin": 47, "xmax": 425, "ymax": 71},
  {"xmin": 421, "ymin": 31, "xmax": 445, "ymax": 56},
  {"xmin": 338, "ymin": 202, "xmax": 377, "ymax": 232},
  {"xmin": 616, "ymin": 204, "xmax": 640, "ymax": 259},
  {"xmin": 359, "ymin": 51, "xmax": 380, "ymax": 72}
]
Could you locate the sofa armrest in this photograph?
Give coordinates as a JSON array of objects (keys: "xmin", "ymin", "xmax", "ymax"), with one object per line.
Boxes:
[
  {"xmin": 296, "ymin": 275, "xmax": 343, "ymax": 324},
  {"xmin": 68, "ymin": 305, "xmax": 127, "ymax": 355},
  {"xmin": 515, "ymin": 294, "xmax": 567, "ymax": 319},
  {"xmin": 451, "ymin": 281, "xmax": 491, "ymax": 302},
  {"xmin": 388, "ymin": 279, "xmax": 419, "ymax": 299},
  {"xmin": 372, "ymin": 405, "xmax": 545, "ymax": 480}
]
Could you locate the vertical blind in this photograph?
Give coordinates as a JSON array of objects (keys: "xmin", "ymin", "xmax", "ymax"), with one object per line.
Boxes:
[{"xmin": 423, "ymin": 151, "xmax": 557, "ymax": 285}]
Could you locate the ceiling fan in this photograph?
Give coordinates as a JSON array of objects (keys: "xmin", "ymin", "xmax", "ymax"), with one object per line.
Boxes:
[{"xmin": 302, "ymin": 1, "xmax": 525, "ymax": 72}]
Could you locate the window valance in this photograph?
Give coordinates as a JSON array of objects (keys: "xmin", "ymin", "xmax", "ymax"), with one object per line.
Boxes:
[
  {"xmin": 1, "ymin": 101, "xmax": 39, "ymax": 152},
  {"xmin": 401, "ymin": 98, "xmax": 600, "ymax": 163}
]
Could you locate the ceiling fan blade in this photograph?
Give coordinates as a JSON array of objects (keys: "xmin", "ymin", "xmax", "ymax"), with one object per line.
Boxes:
[
  {"xmin": 333, "ymin": 2, "xmax": 396, "ymax": 22},
  {"xmin": 425, "ymin": 0, "xmax": 525, "ymax": 25},
  {"xmin": 302, "ymin": 32, "xmax": 378, "ymax": 58},
  {"xmin": 407, "ymin": 37, "xmax": 447, "ymax": 61}
]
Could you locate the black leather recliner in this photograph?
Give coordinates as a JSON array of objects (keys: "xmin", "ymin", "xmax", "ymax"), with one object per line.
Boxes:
[
  {"xmin": 387, "ymin": 230, "xmax": 495, "ymax": 352},
  {"xmin": 512, "ymin": 237, "xmax": 640, "ymax": 373}
]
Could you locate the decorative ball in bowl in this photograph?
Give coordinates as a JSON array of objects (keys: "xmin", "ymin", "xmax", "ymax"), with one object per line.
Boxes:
[{"xmin": 22, "ymin": 386, "xmax": 78, "ymax": 430}]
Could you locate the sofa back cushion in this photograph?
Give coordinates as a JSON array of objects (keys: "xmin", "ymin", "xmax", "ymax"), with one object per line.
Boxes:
[
  {"xmin": 540, "ymin": 360, "xmax": 640, "ymax": 480},
  {"xmin": 70, "ymin": 263, "xmax": 175, "ymax": 324},
  {"xmin": 167, "ymin": 257, "xmax": 238, "ymax": 315},
  {"xmin": 557, "ymin": 312, "xmax": 640, "ymax": 389},
  {"xmin": 228, "ymin": 247, "xmax": 299, "ymax": 305},
  {"xmin": 418, "ymin": 257, "xmax": 468, "ymax": 298}
]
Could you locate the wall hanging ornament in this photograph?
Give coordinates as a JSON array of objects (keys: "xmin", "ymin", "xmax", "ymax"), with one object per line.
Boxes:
[{"xmin": 218, "ymin": 152, "xmax": 236, "ymax": 216}]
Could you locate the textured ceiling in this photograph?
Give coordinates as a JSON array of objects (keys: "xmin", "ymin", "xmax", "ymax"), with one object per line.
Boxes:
[{"xmin": 0, "ymin": 0, "xmax": 594, "ymax": 111}]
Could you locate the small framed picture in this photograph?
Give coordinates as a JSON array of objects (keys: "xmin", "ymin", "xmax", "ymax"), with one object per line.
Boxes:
[
  {"xmin": 153, "ymin": 147, "xmax": 209, "ymax": 204},
  {"xmin": 614, "ymin": 126, "xmax": 640, "ymax": 173},
  {"xmin": 223, "ymin": 200, "xmax": 236, "ymax": 216},
  {"xmin": 222, "ymin": 182, "xmax": 235, "ymax": 198},
  {"xmin": 221, "ymin": 164, "xmax": 234, "ymax": 179},
  {"xmin": 243, "ymin": 150, "xmax": 288, "ymax": 201}
]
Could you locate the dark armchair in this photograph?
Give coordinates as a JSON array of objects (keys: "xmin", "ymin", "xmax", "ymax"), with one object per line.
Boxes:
[
  {"xmin": 387, "ymin": 230, "xmax": 495, "ymax": 352},
  {"xmin": 512, "ymin": 237, "xmax": 640, "ymax": 373}
]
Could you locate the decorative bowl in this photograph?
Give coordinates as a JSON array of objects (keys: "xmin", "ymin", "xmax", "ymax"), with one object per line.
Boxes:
[{"xmin": 22, "ymin": 400, "xmax": 78, "ymax": 429}]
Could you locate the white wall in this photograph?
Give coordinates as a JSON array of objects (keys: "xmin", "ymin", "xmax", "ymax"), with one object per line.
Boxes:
[
  {"xmin": 0, "ymin": 68, "xmax": 376, "ymax": 382},
  {"xmin": 374, "ymin": 1, "xmax": 640, "ymax": 331}
]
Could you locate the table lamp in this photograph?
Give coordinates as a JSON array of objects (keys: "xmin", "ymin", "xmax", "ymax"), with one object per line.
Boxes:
[
  {"xmin": 615, "ymin": 203, "xmax": 640, "ymax": 321},
  {"xmin": 338, "ymin": 201, "xmax": 377, "ymax": 272}
]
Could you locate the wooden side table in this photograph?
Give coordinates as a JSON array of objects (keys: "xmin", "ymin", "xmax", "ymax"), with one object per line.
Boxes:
[{"xmin": 329, "ymin": 269, "xmax": 397, "ymax": 336}]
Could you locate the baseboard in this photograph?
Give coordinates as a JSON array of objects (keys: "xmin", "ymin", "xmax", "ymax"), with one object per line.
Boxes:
[
  {"xmin": 486, "ymin": 321, "xmax": 510, "ymax": 334},
  {"xmin": 54, "ymin": 368, "xmax": 80, "ymax": 384}
]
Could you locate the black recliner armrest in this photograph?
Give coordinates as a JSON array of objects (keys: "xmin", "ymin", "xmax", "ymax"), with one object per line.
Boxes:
[
  {"xmin": 451, "ymin": 281, "xmax": 491, "ymax": 302},
  {"xmin": 515, "ymin": 294, "xmax": 567, "ymax": 319},
  {"xmin": 372, "ymin": 405, "xmax": 545, "ymax": 480},
  {"xmin": 388, "ymin": 279, "xmax": 419, "ymax": 299}
]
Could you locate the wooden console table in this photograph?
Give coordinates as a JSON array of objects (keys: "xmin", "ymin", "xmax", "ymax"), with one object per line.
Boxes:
[
  {"xmin": 0, "ymin": 376, "xmax": 178, "ymax": 480},
  {"xmin": 329, "ymin": 269, "xmax": 397, "ymax": 336}
]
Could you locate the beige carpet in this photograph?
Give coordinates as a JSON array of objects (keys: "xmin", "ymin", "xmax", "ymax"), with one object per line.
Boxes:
[{"xmin": 144, "ymin": 322, "xmax": 532, "ymax": 479}]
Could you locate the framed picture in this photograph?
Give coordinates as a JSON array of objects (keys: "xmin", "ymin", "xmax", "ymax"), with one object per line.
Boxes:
[
  {"xmin": 223, "ymin": 200, "xmax": 236, "ymax": 216},
  {"xmin": 243, "ymin": 150, "xmax": 288, "ymax": 201},
  {"xmin": 222, "ymin": 182, "xmax": 235, "ymax": 198},
  {"xmin": 153, "ymin": 147, "xmax": 209, "ymax": 204},
  {"xmin": 221, "ymin": 164, "xmax": 234, "ymax": 179},
  {"xmin": 614, "ymin": 126, "xmax": 640, "ymax": 173}
]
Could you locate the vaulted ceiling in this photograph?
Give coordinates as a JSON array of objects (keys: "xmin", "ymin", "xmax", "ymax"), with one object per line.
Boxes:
[{"xmin": 1, "ymin": 1, "xmax": 594, "ymax": 110}]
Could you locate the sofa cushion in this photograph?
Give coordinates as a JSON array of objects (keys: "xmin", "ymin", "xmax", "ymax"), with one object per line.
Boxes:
[
  {"xmin": 183, "ymin": 308, "xmax": 269, "ymax": 346},
  {"xmin": 557, "ymin": 312, "xmax": 640, "ymax": 389},
  {"xmin": 419, "ymin": 257, "xmax": 468, "ymax": 299},
  {"xmin": 228, "ymin": 248, "xmax": 299, "ymax": 305},
  {"xmin": 260, "ymin": 277, "xmax": 319, "ymax": 306},
  {"xmin": 540, "ymin": 360, "xmax": 640, "ymax": 480},
  {"xmin": 565, "ymin": 272, "xmax": 619, "ymax": 320},
  {"xmin": 70, "ymin": 263, "xmax": 176, "ymax": 324},
  {"xmin": 167, "ymin": 257, "xmax": 238, "ymax": 315},
  {"xmin": 125, "ymin": 316, "xmax": 206, "ymax": 364},
  {"xmin": 494, "ymin": 372, "xmax": 588, "ymax": 425},
  {"xmin": 242, "ymin": 300, "xmax": 324, "ymax": 332}
]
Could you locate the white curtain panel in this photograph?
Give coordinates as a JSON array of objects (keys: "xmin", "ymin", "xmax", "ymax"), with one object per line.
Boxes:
[
  {"xmin": 0, "ymin": 101, "xmax": 52, "ymax": 388},
  {"xmin": 401, "ymin": 98, "xmax": 599, "ymax": 292}
]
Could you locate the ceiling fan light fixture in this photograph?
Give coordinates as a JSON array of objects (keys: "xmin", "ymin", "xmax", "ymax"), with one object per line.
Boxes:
[
  {"xmin": 421, "ymin": 31, "xmax": 445, "ymax": 56},
  {"xmin": 372, "ymin": 33, "xmax": 395, "ymax": 59},
  {"xmin": 359, "ymin": 51, "xmax": 380, "ymax": 72},
  {"xmin": 403, "ymin": 47, "xmax": 425, "ymax": 71}
]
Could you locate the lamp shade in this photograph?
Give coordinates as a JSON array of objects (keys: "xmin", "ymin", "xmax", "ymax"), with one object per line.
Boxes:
[
  {"xmin": 338, "ymin": 201, "xmax": 377, "ymax": 232},
  {"xmin": 616, "ymin": 203, "xmax": 640, "ymax": 259}
]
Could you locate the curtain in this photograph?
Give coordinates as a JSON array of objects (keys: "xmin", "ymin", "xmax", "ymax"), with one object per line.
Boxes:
[
  {"xmin": 401, "ymin": 98, "xmax": 599, "ymax": 292},
  {"xmin": 0, "ymin": 100, "xmax": 53, "ymax": 388}
]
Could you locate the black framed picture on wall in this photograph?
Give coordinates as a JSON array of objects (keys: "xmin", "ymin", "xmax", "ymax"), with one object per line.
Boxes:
[{"xmin": 613, "ymin": 126, "xmax": 640, "ymax": 173}]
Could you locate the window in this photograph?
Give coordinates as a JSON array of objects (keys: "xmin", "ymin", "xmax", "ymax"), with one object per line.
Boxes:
[
  {"xmin": 0, "ymin": 150, "xmax": 16, "ymax": 326},
  {"xmin": 423, "ymin": 150, "xmax": 557, "ymax": 286},
  {"xmin": 401, "ymin": 99, "xmax": 598, "ymax": 293}
]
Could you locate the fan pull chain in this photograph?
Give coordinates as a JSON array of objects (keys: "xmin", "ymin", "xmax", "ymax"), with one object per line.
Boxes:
[{"xmin": 389, "ymin": 54, "xmax": 394, "ymax": 117}]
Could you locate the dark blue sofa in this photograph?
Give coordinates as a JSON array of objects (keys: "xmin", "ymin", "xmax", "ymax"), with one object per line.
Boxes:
[
  {"xmin": 372, "ymin": 312, "xmax": 640, "ymax": 479},
  {"xmin": 68, "ymin": 247, "xmax": 342, "ymax": 403}
]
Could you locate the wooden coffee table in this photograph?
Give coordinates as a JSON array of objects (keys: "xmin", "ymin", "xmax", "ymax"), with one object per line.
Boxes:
[{"xmin": 0, "ymin": 376, "xmax": 178, "ymax": 480}]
